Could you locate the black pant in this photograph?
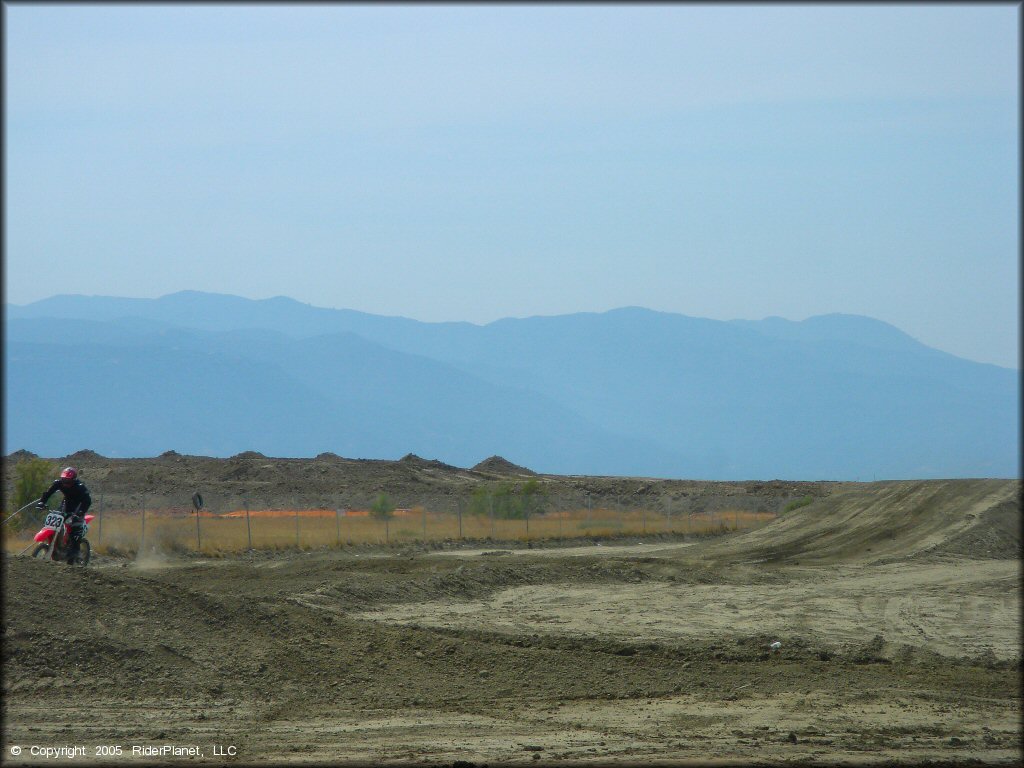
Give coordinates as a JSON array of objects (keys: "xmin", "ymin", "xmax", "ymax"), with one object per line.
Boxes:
[{"xmin": 65, "ymin": 515, "xmax": 85, "ymax": 562}]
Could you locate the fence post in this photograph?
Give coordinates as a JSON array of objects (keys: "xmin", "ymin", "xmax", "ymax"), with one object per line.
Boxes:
[
  {"xmin": 140, "ymin": 495, "xmax": 146, "ymax": 554},
  {"xmin": 245, "ymin": 498, "xmax": 252, "ymax": 551}
]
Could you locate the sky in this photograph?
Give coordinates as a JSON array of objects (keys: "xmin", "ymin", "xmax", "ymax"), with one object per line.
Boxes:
[{"xmin": 4, "ymin": 3, "xmax": 1020, "ymax": 368}]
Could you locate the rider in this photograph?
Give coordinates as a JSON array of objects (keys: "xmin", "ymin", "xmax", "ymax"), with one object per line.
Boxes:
[{"xmin": 37, "ymin": 467, "xmax": 92, "ymax": 563}]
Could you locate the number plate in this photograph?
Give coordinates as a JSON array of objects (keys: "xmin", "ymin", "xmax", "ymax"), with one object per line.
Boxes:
[{"xmin": 43, "ymin": 512, "xmax": 63, "ymax": 529}]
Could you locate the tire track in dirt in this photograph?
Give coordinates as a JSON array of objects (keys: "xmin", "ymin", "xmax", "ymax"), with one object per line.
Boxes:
[{"xmin": 695, "ymin": 478, "xmax": 1019, "ymax": 565}]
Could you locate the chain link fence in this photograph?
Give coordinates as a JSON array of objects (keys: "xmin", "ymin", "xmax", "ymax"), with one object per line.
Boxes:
[{"xmin": 3, "ymin": 490, "xmax": 777, "ymax": 556}]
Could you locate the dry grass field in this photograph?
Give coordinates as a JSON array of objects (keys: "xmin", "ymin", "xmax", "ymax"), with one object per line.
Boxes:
[{"xmin": 4, "ymin": 507, "xmax": 775, "ymax": 556}]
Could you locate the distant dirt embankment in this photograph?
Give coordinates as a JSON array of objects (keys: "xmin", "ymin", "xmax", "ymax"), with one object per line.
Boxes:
[
  {"xmin": 4, "ymin": 450, "xmax": 832, "ymax": 515},
  {"xmin": 698, "ymin": 479, "xmax": 1020, "ymax": 565}
]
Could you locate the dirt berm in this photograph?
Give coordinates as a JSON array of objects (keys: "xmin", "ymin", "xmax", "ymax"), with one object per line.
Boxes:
[
  {"xmin": 2, "ymin": 449, "xmax": 835, "ymax": 514},
  {"xmin": 697, "ymin": 478, "xmax": 1022, "ymax": 564},
  {"xmin": 2, "ymin": 474, "xmax": 1020, "ymax": 766}
]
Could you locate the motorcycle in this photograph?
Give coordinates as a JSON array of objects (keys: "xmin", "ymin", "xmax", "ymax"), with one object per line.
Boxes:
[{"xmin": 31, "ymin": 505, "xmax": 94, "ymax": 565}]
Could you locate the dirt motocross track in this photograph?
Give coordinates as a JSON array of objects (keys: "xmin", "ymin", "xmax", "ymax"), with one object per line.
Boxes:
[{"xmin": 2, "ymin": 464, "xmax": 1021, "ymax": 766}]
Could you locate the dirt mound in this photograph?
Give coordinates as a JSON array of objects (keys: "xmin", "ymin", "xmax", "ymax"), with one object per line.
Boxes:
[
  {"xmin": 399, "ymin": 453, "xmax": 461, "ymax": 471},
  {"xmin": 4, "ymin": 449, "xmax": 38, "ymax": 463},
  {"xmin": 471, "ymin": 455, "xmax": 537, "ymax": 476},
  {"xmin": 64, "ymin": 449, "xmax": 105, "ymax": 462},
  {"xmin": 230, "ymin": 450, "xmax": 266, "ymax": 459},
  {"xmin": 1, "ymin": 552, "xmax": 762, "ymax": 713},
  {"xmin": 3, "ymin": 554, "xmax": 271, "ymax": 702},
  {"xmin": 697, "ymin": 479, "xmax": 1020, "ymax": 565},
  {"xmin": 925, "ymin": 498, "xmax": 1021, "ymax": 559},
  {"xmin": 2, "ymin": 450, "xmax": 836, "ymax": 517},
  {"xmin": 315, "ymin": 451, "xmax": 343, "ymax": 461}
]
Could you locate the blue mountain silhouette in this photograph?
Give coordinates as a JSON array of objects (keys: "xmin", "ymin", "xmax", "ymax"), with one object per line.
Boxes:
[{"xmin": 6, "ymin": 292, "xmax": 1018, "ymax": 479}]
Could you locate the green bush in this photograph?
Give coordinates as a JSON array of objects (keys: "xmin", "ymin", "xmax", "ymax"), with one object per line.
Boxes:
[
  {"xmin": 468, "ymin": 485, "xmax": 491, "ymax": 516},
  {"xmin": 8, "ymin": 458, "xmax": 56, "ymax": 531},
  {"xmin": 783, "ymin": 495, "xmax": 814, "ymax": 514},
  {"xmin": 370, "ymin": 492, "xmax": 395, "ymax": 543},
  {"xmin": 519, "ymin": 479, "xmax": 547, "ymax": 519},
  {"xmin": 468, "ymin": 480, "xmax": 548, "ymax": 520},
  {"xmin": 370, "ymin": 492, "xmax": 395, "ymax": 520}
]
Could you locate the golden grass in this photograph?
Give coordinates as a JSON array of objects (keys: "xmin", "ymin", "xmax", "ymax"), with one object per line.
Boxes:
[{"xmin": 2, "ymin": 507, "xmax": 776, "ymax": 557}]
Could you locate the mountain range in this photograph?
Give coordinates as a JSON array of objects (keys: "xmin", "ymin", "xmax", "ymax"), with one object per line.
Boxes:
[{"xmin": 5, "ymin": 291, "xmax": 1019, "ymax": 479}]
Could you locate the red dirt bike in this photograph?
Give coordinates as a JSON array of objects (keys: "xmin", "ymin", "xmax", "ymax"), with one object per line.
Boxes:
[{"xmin": 31, "ymin": 506, "xmax": 94, "ymax": 565}]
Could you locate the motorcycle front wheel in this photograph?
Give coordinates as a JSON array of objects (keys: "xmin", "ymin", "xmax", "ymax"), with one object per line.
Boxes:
[{"xmin": 31, "ymin": 543, "xmax": 50, "ymax": 558}]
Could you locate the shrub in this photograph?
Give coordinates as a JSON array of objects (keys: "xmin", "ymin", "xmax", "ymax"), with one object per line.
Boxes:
[
  {"xmin": 468, "ymin": 480, "xmax": 548, "ymax": 520},
  {"xmin": 370, "ymin": 492, "xmax": 395, "ymax": 543},
  {"xmin": 783, "ymin": 495, "xmax": 814, "ymax": 514},
  {"xmin": 370, "ymin": 493, "xmax": 395, "ymax": 520},
  {"xmin": 8, "ymin": 458, "xmax": 56, "ymax": 531}
]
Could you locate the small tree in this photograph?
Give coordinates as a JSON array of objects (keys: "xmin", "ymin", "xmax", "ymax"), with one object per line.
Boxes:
[
  {"xmin": 370, "ymin": 492, "xmax": 395, "ymax": 543},
  {"xmin": 492, "ymin": 482, "xmax": 518, "ymax": 519},
  {"xmin": 468, "ymin": 482, "xmax": 548, "ymax": 521},
  {"xmin": 520, "ymin": 479, "xmax": 547, "ymax": 520},
  {"xmin": 468, "ymin": 485, "xmax": 491, "ymax": 516},
  {"xmin": 8, "ymin": 458, "xmax": 56, "ymax": 531}
]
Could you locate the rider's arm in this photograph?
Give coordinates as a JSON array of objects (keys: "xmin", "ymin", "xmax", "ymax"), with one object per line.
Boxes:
[
  {"xmin": 77, "ymin": 484, "xmax": 92, "ymax": 513},
  {"xmin": 39, "ymin": 480, "xmax": 59, "ymax": 506}
]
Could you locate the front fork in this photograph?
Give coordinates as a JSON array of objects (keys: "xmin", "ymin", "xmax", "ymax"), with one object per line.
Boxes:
[{"xmin": 49, "ymin": 525, "xmax": 65, "ymax": 561}]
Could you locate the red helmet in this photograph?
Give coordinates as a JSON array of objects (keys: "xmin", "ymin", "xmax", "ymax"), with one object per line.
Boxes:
[{"xmin": 60, "ymin": 467, "xmax": 78, "ymax": 484}]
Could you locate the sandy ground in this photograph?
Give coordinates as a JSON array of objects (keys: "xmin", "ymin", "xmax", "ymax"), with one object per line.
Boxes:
[
  {"xmin": 3, "ymin": 478, "xmax": 1020, "ymax": 766},
  {"xmin": 358, "ymin": 557, "xmax": 1020, "ymax": 661},
  {"xmin": 429, "ymin": 541, "xmax": 698, "ymax": 558}
]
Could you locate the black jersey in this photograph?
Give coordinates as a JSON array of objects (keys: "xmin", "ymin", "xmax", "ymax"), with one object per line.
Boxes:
[{"xmin": 40, "ymin": 478, "xmax": 92, "ymax": 515}]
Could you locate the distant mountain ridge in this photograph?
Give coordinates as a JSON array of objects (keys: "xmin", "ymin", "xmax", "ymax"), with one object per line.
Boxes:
[
  {"xmin": 5, "ymin": 292, "xmax": 1019, "ymax": 479},
  {"xmin": 728, "ymin": 313, "xmax": 934, "ymax": 353}
]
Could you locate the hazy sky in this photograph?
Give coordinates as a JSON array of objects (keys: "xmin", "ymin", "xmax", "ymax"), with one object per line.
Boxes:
[{"xmin": 5, "ymin": 4, "xmax": 1019, "ymax": 368}]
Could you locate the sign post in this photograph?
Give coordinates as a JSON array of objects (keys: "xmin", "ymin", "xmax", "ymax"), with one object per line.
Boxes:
[
  {"xmin": 245, "ymin": 498, "xmax": 252, "ymax": 551},
  {"xmin": 139, "ymin": 495, "xmax": 146, "ymax": 554},
  {"xmin": 192, "ymin": 492, "xmax": 204, "ymax": 552}
]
